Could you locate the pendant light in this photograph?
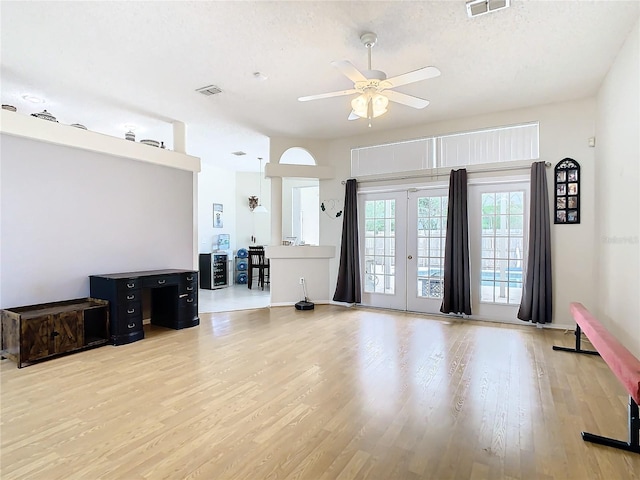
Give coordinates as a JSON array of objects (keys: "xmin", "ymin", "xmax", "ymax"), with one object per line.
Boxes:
[{"xmin": 253, "ymin": 157, "xmax": 268, "ymax": 214}]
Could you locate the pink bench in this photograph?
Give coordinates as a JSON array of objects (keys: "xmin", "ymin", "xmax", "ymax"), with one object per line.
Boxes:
[{"xmin": 553, "ymin": 302, "xmax": 640, "ymax": 454}]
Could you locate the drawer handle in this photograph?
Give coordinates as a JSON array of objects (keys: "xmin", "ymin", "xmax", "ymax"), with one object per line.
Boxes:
[
  {"xmin": 126, "ymin": 294, "xmax": 135, "ymax": 300},
  {"xmin": 187, "ymin": 276, "xmax": 193, "ymax": 281},
  {"xmin": 127, "ymin": 282, "xmax": 135, "ymax": 288},
  {"xmin": 127, "ymin": 322, "xmax": 136, "ymax": 329},
  {"xmin": 186, "ymin": 298, "xmax": 194, "ymax": 303},
  {"xmin": 158, "ymin": 279, "xmax": 166, "ymax": 285},
  {"xmin": 186, "ymin": 286, "xmax": 193, "ymax": 291},
  {"xmin": 127, "ymin": 308, "xmax": 135, "ymax": 314}
]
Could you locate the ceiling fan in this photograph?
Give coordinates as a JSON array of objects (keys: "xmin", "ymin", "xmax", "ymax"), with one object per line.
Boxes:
[{"xmin": 298, "ymin": 32, "xmax": 441, "ymax": 127}]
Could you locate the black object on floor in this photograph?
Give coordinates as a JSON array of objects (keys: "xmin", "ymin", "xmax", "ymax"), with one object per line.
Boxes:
[
  {"xmin": 295, "ymin": 300, "xmax": 314, "ymax": 310},
  {"xmin": 295, "ymin": 278, "xmax": 314, "ymax": 310}
]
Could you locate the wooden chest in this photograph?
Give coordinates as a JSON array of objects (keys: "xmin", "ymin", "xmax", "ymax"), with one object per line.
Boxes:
[{"xmin": 1, "ymin": 298, "xmax": 109, "ymax": 368}]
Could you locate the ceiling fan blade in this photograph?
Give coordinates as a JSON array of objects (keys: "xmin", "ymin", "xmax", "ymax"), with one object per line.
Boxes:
[
  {"xmin": 348, "ymin": 111, "xmax": 360, "ymax": 121},
  {"xmin": 298, "ymin": 89, "xmax": 357, "ymax": 102},
  {"xmin": 331, "ymin": 60, "xmax": 368, "ymax": 83},
  {"xmin": 382, "ymin": 66, "xmax": 441, "ymax": 89},
  {"xmin": 383, "ymin": 90, "xmax": 430, "ymax": 109}
]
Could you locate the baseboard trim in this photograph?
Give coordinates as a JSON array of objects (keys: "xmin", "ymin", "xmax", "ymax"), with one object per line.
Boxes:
[{"xmin": 351, "ymin": 304, "xmax": 575, "ymax": 330}]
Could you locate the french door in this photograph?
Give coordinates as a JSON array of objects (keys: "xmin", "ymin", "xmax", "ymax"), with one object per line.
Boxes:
[
  {"xmin": 359, "ymin": 180, "xmax": 529, "ymax": 322},
  {"xmin": 359, "ymin": 189, "xmax": 447, "ymax": 315},
  {"xmin": 406, "ymin": 189, "xmax": 449, "ymax": 314},
  {"xmin": 468, "ymin": 182, "xmax": 529, "ymax": 320},
  {"xmin": 359, "ymin": 191, "xmax": 407, "ymax": 310}
]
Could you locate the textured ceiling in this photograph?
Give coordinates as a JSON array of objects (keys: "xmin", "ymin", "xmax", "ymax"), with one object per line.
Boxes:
[{"xmin": 1, "ymin": 1, "xmax": 638, "ymax": 171}]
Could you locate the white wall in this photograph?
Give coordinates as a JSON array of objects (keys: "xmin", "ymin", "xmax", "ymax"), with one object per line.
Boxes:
[
  {"xmin": 236, "ymin": 172, "xmax": 271, "ymax": 248},
  {"xmin": 267, "ymin": 246, "xmax": 335, "ymax": 305},
  {"xmin": 595, "ymin": 19, "xmax": 640, "ymax": 357},
  {"xmin": 198, "ymin": 163, "xmax": 237, "ymax": 253},
  {"xmin": 322, "ymin": 98, "xmax": 598, "ymax": 326},
  {"xmin": 0, "ymin": 134, "xmax": 194, "ymax": 307}
]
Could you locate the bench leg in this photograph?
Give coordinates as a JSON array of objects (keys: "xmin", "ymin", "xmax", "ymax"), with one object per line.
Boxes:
[
  {"xmin": 552, "ymin": 325, "xmax": 600, "ymax": 355},
  {"xmin": 582, "ymin": 396, "xmax": 640, "ymax": 454}
]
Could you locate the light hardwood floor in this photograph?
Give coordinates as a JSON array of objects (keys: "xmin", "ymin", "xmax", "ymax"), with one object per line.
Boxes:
[
  {"xmin": 198, "ymin": 284, "xmax": 270, "ymax": 314},
  {"xmin": 1, "ymin": 305, "xmax": 638, "ymax": 479}
]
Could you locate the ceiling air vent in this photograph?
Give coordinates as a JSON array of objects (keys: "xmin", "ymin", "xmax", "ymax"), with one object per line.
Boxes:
[
  {"xmin": 466, "ymin": 0, "xmax": 510, "ymax": 17},
  {"xmin": 196, "ymin": 85, "xmax": 222, "ymax": 96},
  {"xmin": 231, "ymin": 151, "xmax": 246, "ymax": 156}
]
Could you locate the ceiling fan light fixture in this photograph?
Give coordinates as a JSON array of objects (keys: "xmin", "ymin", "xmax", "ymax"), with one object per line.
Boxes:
[
  {"xmin": 372, "ymin": 93, "xmax": 389, "ymax": 114},
  {"xmin": 351, "ymin": 93, "xmax": 388, "ymax": 119},
  {"xmin": 350, "ymin": 95, "xmax": 368, "ymax": 116}
]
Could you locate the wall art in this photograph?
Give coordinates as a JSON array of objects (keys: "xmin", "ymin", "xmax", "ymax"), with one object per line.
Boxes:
[{"xmin": 554, "ymin": 158, "xmax": 580, "ymax": 224}]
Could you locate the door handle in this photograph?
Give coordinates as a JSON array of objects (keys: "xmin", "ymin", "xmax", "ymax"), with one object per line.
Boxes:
[{"xmin": 408, "ymin": 255, "xmax": 413, "ymax": 259}]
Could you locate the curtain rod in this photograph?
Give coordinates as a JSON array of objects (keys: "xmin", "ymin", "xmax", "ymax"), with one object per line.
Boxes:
[{"xmin": 341, "ymin": 161, "xmax": 551, "ymax": 185}]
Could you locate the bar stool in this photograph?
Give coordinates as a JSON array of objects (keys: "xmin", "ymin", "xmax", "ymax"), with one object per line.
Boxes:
[{"xmin": 248, "ymin": 246, "xmax": 269, "ymax": 290}]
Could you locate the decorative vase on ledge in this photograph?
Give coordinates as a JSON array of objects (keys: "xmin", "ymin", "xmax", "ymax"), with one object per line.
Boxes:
[{"xmin": 31, "ymin": 109, "xmax": 57, "ymax": 122}]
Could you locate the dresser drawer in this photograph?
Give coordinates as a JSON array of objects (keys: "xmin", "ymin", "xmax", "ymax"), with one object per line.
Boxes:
[
  {"xmin": 117, "ymin": 278, "xmax": 140, "ymax": 291},
  {"xmin": 176, "ymin": 303, "xmax": 199, "ymax": 329},
  {"xmin": 143, "ymin": 275, "xmax": 178, "ymax": 288},
  {"xmin": 179, "ymin": 293, "xmax": 198, "ymax": 309},
  {"xmin": 118, "ymin": 303, "xmax": 142, "ymax": 319},
  {"xmin": 120, "ymin": 316, "xmax": 143, "ymax": 334},
  {"xmin": 119, "ymin": 290, "xmax": 140, "ymax": 303},
  {"xmin": 180, "ymin": 272, "xmax": 198, "ymax": 289}
]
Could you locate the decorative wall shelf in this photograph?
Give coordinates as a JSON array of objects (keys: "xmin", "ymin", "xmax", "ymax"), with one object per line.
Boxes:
[{"xmin": 0, "ymin": 110, "xmax": 200, "ymax": 173}]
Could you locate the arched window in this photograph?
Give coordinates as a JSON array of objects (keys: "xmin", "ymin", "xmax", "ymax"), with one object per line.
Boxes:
[{"xmin": 280, "ymin": 147, "xmax": 316, "ymax": 166}]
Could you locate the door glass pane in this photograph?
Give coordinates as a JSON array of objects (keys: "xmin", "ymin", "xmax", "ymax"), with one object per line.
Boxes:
[
  {"xmin": 385, "ymin": 237, "xmax": 395, "ymax": 256},
  {"xmin": 365, "ymin": 220, "xmax": 375, "ymax": 236},
  {"xmin": 363, "ymin": 199, "xmax": 396, "ymax": 295},
  {"xmin": 479, "ymin": 191, "xmax": 525, "ymax": 305},
  {"xmin": 416, "ymin": 195, "xmax": 448, "ymax": 299}
]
